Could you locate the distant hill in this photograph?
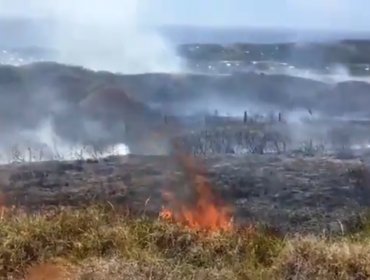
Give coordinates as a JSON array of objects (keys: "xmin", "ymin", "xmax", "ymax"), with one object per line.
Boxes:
[{"xmin": 160, "ymin": 25, "xmax": 370, "ymax": 44}]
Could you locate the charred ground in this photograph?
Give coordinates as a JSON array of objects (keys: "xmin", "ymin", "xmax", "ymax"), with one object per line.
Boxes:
[{"xmin": 1, "ymin": 153, "xmax": 370, "ymax": 235}]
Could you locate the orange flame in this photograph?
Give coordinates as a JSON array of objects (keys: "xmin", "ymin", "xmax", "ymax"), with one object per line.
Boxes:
[{"xmin": 160, "ymin": 154, "xmax": 233, "ymax": 232}]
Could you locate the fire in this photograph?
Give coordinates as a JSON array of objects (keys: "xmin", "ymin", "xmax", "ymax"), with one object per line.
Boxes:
[
  {"xmin": 159, "ymin": 207, "xmax": 174, "ymax": 221},
  {"xmin": 160, "ymin": 154, "xmax": 233, "ymax": 232}
]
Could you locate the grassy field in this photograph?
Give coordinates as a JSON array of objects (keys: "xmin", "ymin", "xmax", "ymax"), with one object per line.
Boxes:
[{"xmin": 1, "ymin": 205, "xmax": 370, "ymax": 280}]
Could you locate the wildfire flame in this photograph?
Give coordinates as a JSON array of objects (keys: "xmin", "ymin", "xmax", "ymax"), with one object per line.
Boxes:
[{"xmin": 160, "ymin": 153, "xmax": 233, "ymax": 232}]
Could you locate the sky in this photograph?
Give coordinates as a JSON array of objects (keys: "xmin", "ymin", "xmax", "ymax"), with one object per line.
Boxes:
[
  {"xmin": 145, "ymin": 0, "xmax": 368, "ymax": 31},
  {"xmin": 0, "ymin": 0, "xmax": 369, "ymax": 31}
]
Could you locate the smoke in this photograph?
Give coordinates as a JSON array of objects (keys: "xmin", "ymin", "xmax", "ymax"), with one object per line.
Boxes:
[
  {"xmin": 0, "ymin": 118, "xmax": 130, "ymax": 164},
  {"xmin": 265, "ymin": 63, "xmax": 370, "ymax": 84},
  {"xmin": 49, "ymin": 0, "xmax": 183, "ymax": 73},
  {"xmin": 1, "ymin": 0, "xmax": 184, "ymax": 73},
  {"xmin": 0, "ymin": 0, "xmax": 187, "ymax": 163},
  {"xmin": 0, "ymin": 77, "xmax": 132, "ymax": 163}
]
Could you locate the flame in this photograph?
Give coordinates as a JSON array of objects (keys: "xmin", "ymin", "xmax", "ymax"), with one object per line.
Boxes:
[
  {"xmin": 160, "ymin": 154, "xmax": 233, "ymax": 232},
  {"xmin": 159, "ymin": 207, "xmax": 174, "ymax": 221}
]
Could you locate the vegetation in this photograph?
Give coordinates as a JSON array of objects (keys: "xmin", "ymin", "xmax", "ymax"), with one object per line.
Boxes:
[{"xmin": 0, "ymin": 205, "xmax": 370, "ymax": 279}]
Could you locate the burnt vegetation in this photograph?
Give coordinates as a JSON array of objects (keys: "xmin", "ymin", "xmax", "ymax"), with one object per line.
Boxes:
[{"xmin": 3, "ymin": 39, "xmax": 370, "ymax": 279}]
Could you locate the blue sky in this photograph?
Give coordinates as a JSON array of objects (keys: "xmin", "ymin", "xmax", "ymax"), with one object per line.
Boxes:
[{"xmin": 1, "ymin": 0, "xmax": 369, "ymax": 31}]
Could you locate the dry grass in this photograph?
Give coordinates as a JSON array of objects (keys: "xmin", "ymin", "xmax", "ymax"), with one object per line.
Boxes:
[{"xmin": 0, "ymin": 205, "xmax": 370, "ymax": 279}]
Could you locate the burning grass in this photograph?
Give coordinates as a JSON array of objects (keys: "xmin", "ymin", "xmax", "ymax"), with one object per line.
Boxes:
[
  {"xmin": 1, "ymin": 206, "xmax": 370, "ymax": 279},
  {"xmin": 160, "ymin": 153, "xmax": 233, "ymax": 232},
  {"xmin": 160, "ymin": 174, "xmax": 233, "ymax": 232}
]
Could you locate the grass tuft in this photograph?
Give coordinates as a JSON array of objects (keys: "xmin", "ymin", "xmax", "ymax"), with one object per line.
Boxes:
[{"xmin": 1, "ymin": 205, "xmax": 370, "ymax": 279}]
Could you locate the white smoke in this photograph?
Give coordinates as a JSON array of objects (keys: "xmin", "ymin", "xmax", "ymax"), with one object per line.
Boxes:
[
  {"xmin": 0, "ymin": 0, "xmax": 183, "ymax": 73},
  {"xmin": 0, "ymin": 0, "xmax": 184, "ymax": 164},
  {"xmin": 49, "ymin": 0, "xmax": 183, "ymax": 73},
  {"xmin": 0, "ymin": 119, "xmax": 130, "ymax": 164},
  {"xmin": 261, "ymin": 62, "xmax": 370, "ymax": 84}
]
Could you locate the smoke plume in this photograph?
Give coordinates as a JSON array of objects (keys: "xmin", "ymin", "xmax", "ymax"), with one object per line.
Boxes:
[{"xmin": 1, "ymin": 0, "xmax": 184, "ymax": 73}]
